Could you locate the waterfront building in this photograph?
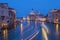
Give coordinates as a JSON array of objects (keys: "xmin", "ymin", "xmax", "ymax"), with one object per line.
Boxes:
[
  {"xmin": 0, "ymin": 3, "xmax": 16, "ymax": 28},
  {"xmin": 45, "ymin": 14, "xmax": 48, "ymax": 22},
  {"xmin": 35, "ymin": 10, "xmax": 46, "ymax": 22},
  {"xmin": 48, "ymin": 9, "xmax": 60, "ymax": 23},
  {"xmin": 29, "ymin": 9, "xmax": 36, "ymax": 21},
  {"xmin": 35, "ymin": 10, "xmax": 40, "ymax": 18},
  {"xmin": 35, "ymin": 10, "xmax": 40, "ymax": 22},
  {"xmin": 28, "ymin": 9, "xmax": 46, "ymax": 22},
  {"xmin": 8, "ymin": 8, "xmax": 16, "ymax": 25}
]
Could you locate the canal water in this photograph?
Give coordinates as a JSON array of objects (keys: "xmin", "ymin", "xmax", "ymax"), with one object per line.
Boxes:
[{"xmin": 0, "ymin": 21, "xmax": 60, "ymax": 40}]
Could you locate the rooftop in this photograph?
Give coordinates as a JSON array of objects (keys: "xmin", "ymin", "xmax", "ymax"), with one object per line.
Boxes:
[
  {"xmin": 50, "ymin": 9, "xmax": 60, "ymax": 13},
  {"xmin": 0, "ymin": 3, "xmax": 8, "ymax": 6},
  {"xmin": 29, "ymin": 9, "xmax": 35, "ymax": 15}
]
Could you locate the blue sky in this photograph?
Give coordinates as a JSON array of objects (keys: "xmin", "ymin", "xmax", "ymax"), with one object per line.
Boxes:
[{"xmin": 0, "ymin": 0, "xmax": 60, "ymax": 17}]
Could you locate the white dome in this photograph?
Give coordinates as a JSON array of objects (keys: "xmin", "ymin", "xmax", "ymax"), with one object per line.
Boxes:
[{"xmin": 30, "ymin": 9, "xmax": 35, "ymax": 15}]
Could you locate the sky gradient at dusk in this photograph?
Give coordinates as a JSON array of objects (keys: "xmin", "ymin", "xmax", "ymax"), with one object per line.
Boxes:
[{"xmin": 0, "ymin": 0, "xmax": 60, "ymax": 17}]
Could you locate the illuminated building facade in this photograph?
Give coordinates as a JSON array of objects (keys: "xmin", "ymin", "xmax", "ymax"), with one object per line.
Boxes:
[
  {"xmin": 0, "ymin": 3, "xmax": 16, "ymax": 28},
  {"xmin": 29, "ymin": 9, "xmax": 36, "ymax": 21},
  {"xmin": 28, "ymin": 9, "xmax": 46, "ymax": 22},
  {"xmin": 48, "ymin": 9, "xmax": 60, "ymax": 23}
]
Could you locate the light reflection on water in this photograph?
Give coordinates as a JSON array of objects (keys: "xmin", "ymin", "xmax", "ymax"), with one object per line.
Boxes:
[
  {"xmin": 20, "ymin": 23, "xmax": 23, "ymax": 33},
  {"xmin": 0, "ymin": 21, "xmax": 60, "ymax": 40},
  {"xmin": 14, "ymin": 23, "xmax": 16, "ymax": 30},
  {"xmin": 42, "ymin": 22, "xmax": 48, "ymax": 40},
  {"xmin": 55, "ymin": 23, "xmax": 59, "ymax": 35},
  {"xmin": 27, "ymin": 20, "xmax": 30, "ymax": 26},
  {"xmin": 3, "ymin": 29, "xmax": 8, "ymax": 40},
  {"xmin": 42, "ymin": 22, "xmax": 49, "ymax": 33},
  {"xmin": 55, "ymin": 23, "xmax": 59, "ymax": 40},
  {"xmin": 20, "ymin": 22, "xmax": 23, "ymax": 40},
  {"xmin": 42, "ymin": 28, "xmax": 48, "ymax": 40}
]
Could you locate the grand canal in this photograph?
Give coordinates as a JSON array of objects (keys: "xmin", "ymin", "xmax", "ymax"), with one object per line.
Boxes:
[{"xmin": 0, "ymin": 20, "xmax": 60, "ymax": 40}]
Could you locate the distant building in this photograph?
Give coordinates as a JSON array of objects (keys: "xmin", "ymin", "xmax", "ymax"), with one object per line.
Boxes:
[
  {"xmin": 48, "ymin": 9, "xmax": 60, "ymax": 23},
  {"xmin": 45, "ymin": 14, "xmax": 48, "ymax": 21},
  {"xmin": 29, "ymin": 9, "xmax": 36, "ymax": 21},
  {"xmin": 35, "ymin": 10, "xmax": 45, "ymax": 18},
  {"xmin": 35, "ymin": 10, "xmax": 40, "ymax": 18},
  {"xmin": 29, "ymin": 9, "xmax": 46, "ymax": 22},
  {"xmin": 0, "ymin": 3, "xmax": 16, "ymax": 28},
  {"xmin": 8, "ymin": 8, "xmax": 16, "ymax": 25}
]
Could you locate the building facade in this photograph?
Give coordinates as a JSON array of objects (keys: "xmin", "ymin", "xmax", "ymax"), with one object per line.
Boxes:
[
  {"xmin": 0, "ymin": 3, "xmax": 16, "ymax": 28},
  {"xmin": 29, "ymin": 9, "xmax": 36, "ymax": 21},
  {"xmin": 48, "ymin": 9, "xmax": 60, "ymax": 23},
  {"xmin": 28, "ymin": 9, "xmax": 46, "ymax": 22}
]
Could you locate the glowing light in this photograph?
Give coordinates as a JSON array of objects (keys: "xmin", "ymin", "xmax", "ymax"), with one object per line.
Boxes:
[
  {"xmin": 23, "ymin": 17, "xmax": 26, "ymax": 20},
  {"xmin": 2, "ymin": 22, "xmax": 7, "ymax": 27},
  {"xmin": 25, "ymin": 31, "xmax": 39, "ymax": 40},
  {"xmin": 56, "ymin": 23, "xmax": 59, "ymax": 35},
  {"xmin": 27, "ymin": 17, "xmax": 30, "ymax": 21},
  {"xmin": 20, "ymin": 23, "xmax": 23, "ymax": 33},
  {"xmin": 56, "ymin": 19, "xmax": 58, "ymax": 22},
  {"xmin": 36, "ymin": 17, "xmax": 46, "ymax": 22},
  {"xmin": 3, "ymin": 29, "xmax": 8, "ymax": 40},
  {"xmin": 41, "ymin": 22, "xmax": 49, "ymax": 33},
  {"xmin": 42, "ymin": 28, "xmax": 48, "ymax": 40},
  {"xmin": 20, "ymin": 22, "xmax": 23, "ymax": 40},
  {"xmin": 54, "ymin": 18, "xmax": 59, "ymax": 23},
  {"xmin": 41, "ymin": 22, "xmax": 49, "ymax": 40}
]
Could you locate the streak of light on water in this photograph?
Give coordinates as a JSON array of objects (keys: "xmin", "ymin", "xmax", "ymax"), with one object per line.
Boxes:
[
  {"xmin": 41, "ymin": 22, "xmax": 49, "ymax": 33},
  {"xmin": 29, "ymin": 31, "xmax": 39, "ymax": 40},
  {"xmin": 25, "ymin": 31, "xmax": 39, "ymax": 40},
  {"xmin": 41, "ymin": 22, "xmax": 49, "ymax": 40},
  {"xmin": 55, "ymin": 23, "xmax": 59, "ymax": 35},
  {"xmin": 3, "ymin": 29, "xmax": 8, "ymax": 40},
  {"xmin": 20, "ymin": 21, "xmax": 24, "ymax": 40},
  {"xmin": 42, "ymin": 27, "xmax": 48, "ymax": 40},
  {"xmin": 24, "ymin": 21, "xmax": 39, "ymax": 40},
  {"xmin": 55, "ymin": 23, "xmax": 59, "ymax": 40}
]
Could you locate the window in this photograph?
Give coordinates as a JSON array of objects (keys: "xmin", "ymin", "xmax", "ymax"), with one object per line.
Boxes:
[
  {"xmin": 7, "ymin": 20, "xmax": 9, "ymax": 23},
  {"xmin": 1, "ymin": 16, "xmax": 5, "ymax": 20}
]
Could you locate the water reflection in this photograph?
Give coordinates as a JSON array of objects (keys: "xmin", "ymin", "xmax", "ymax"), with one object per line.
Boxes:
[
  {"xmin": 14, "ymin": 23, "xmax": 16, "ymax": 30},
  {"xmin": 27, "ymin": 17, "xmax": 30, "ymax": 26},
  {"xmin": 35, "ymin": 21, "xmax": 38, "ymax": 31},
  {"xmin": 55, "ymin": 23, "xmax": 59, "ymax": 35},
  {"xmin": 1, "ymin": 20, "xmax": 60, "ymax": 40},
  {"xmin": 27, "ymin": 20, "xmax": 30, "ymax": 26},
  {"xmin": 42, "ymin": 22, "xmax": 48, "ymax": 40},
  {"xmin": 3, "ymin": 29, "xmax": 8, "ymax": 40},
  {"xmin": 42, "ymin": 28, "xmax": 48, "ymax": 40},
  {"xmin": 20, "ymin": 23, "xmax": 23, "ymax": 33},
  {"xmin": 42, "ymin": 22, "xmax": 49, "ymax": 33},
  {"xmin": 20, "ymin": 21, "xmax": 23, "ymax": 40}
]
